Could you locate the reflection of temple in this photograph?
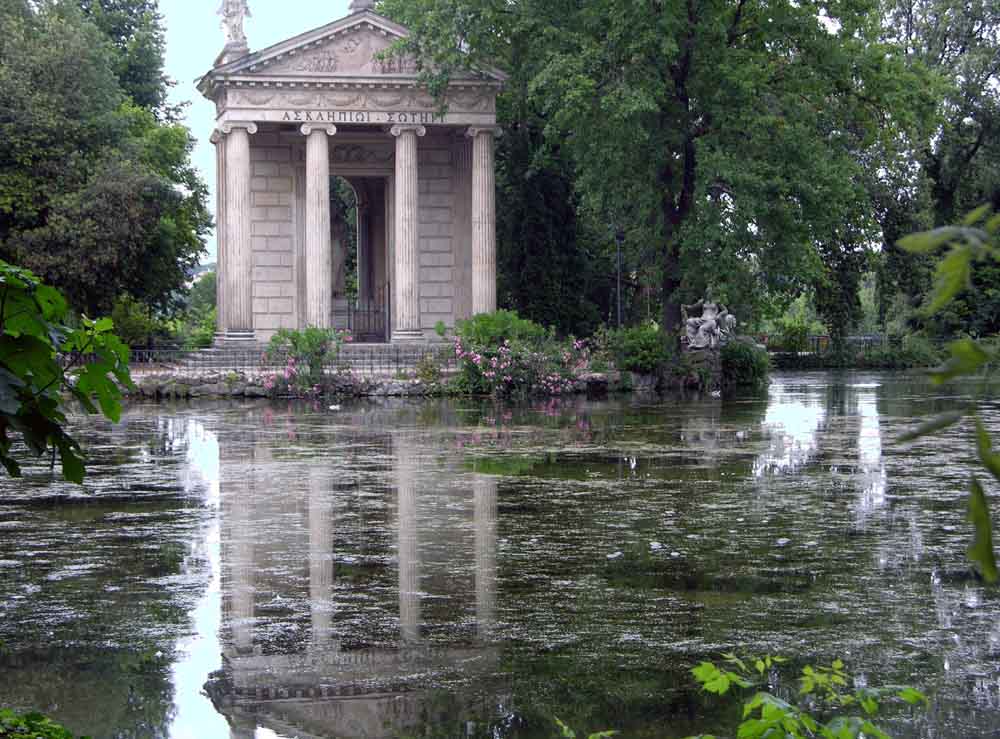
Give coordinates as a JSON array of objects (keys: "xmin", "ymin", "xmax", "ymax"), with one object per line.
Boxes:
[{"xmin": 209, "ymin": 411, "xmax": 506, "ymax": 738}]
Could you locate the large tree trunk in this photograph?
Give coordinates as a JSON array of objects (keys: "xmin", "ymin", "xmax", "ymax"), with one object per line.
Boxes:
[{"xmin": 661, "ymin": 240, "xmax": 682, "ymax": 337}]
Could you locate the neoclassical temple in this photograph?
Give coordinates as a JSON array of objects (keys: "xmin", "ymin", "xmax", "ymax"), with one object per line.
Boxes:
[{"xmin": 199, "ymin": 0, "xmax": 504, "ymax": 345}]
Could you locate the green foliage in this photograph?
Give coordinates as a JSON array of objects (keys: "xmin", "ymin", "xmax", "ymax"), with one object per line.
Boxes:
[
  {"xmin": 609, "ymin": 324, "xmax": 669, "ymax": 375},
  {"xmin": 452, "ymin": 311, "xmax": 583, "ymax": 397},
  {"xmin": 552, "ymin": 717, "xmax": 617, "ymax": 739},
  {"xmin": 381, "ymin": 0, "xmax": 931, "ymax": 337},
  {"xmin": 897, "ymin": 207, "xmax": 1000, "ymax": 581},
  {"xmin": 456, "ymin": 310, "xmax": 549, "ymax": 347},
  {"xmin": 79, "ymin": 0, "xmax": 169, "ymax": 115},
  {"xmin": 0, "ymin": 708, "xmax": 87, "ymax": 739},
  {"xmin": 264, "ymin": 327, "xmax": 351, "ymax": 394},
  {"xmin": 721, "ymin": 339, "xmax": 770, "ymax": 390},
  {"xmin": 174, "ymin": 271, "xmax": 217, "ymax": 349},
  {"xmin": 414, "ymin": 353, "xmax": 443, "ymax": 385},
  {"xmin": 0, "ymin": 259, "xmax": 132, "ymax": 483},
  {"xmin": 0, "ymin": 2, "xmax": 210, "ymax": 317},
  {"xmin": 685, "ymin": 655, "xmax": 926, "ymax": 739},
  {"xmin": 109, "ymin": 295, "xmax": 174, "ymax": 349}
]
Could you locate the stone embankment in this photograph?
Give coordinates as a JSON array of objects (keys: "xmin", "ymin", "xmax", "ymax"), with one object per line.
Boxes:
[{"xmin": 126, "ymin": 370, "xmax": 624, "ymax": 400}]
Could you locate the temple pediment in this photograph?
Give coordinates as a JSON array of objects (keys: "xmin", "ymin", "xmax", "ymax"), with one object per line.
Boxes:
[{"xmin": 202, "ymin": 11, "xmax": 505, "ymax": 89}]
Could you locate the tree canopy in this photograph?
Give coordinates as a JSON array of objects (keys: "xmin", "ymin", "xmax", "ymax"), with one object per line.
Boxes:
[
  {"xmin": 0, "ymin": 0, "xmax": 210, "ymax": 317},
  {"xmin": 380, "ymin": 0, "xmax": 935, "ymax": 340}
]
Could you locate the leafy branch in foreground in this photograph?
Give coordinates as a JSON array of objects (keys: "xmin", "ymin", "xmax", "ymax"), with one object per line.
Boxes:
[
  {"xmin": 684, "ymin": 654, "xmax": 926, "ymax": 739},
  {"xmin": 0, "ymin": 260, "xmax": 133, "ymax": 483},
  {"xmin": 897, "ymin": 206, "xmax": 1000, "ymax": 581}
]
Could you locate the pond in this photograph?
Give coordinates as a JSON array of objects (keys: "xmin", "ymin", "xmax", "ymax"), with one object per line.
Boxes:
[{"xmin": 1, "ymin": 372, "xmax": 999, "ymax": 738}]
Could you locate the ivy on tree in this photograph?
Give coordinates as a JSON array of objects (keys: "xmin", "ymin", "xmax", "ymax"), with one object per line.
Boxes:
[{"xmin": 0, "ymin": 260, "xmax": 132, "ymax": 484}]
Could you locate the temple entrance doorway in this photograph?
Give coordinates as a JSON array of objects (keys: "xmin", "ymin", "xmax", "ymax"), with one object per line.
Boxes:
[{"xmin": 331, "ymin": 175, "xmax": 390, "ymax": 343}]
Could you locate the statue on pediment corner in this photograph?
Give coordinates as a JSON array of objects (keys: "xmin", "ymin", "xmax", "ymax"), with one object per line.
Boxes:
[{"xmin": 218, "ymin": 0, "xmax": 251, "ymax": 48}]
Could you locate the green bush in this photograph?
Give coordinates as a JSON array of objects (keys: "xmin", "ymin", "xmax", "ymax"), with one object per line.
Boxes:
[
  {"xmin": 721, "ymin": 338, "xmax": 770, "ymax": 389},
  {"xmin": 452, "ymin": 311, "xmax": 582, "ymax": 397},
  {"xmin": 110, "ymin": 295, "xmax": 176, "ymax": 349},
  {"xmin": 611, "ymin": 324, "xmax": 669, "ymax": 375},
  {"xmin": 776, "ymin": 321, "xmax": 810, "ymax": 353},
  {"xmin": 0, "ymin": 709, "xmax": 85, "ymax": 738},
  {"xmin": 455, "ymin": 309, "xmax": 549, "ymax": 347},
  {"xmin": 264, "ymin": 326, "xmax": 352, "ymax": 394}
]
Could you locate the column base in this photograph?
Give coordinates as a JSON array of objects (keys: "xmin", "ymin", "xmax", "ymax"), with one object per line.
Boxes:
[{"xmin": 391, "ymin": 328, "xmax": 425, "ymax": 344}]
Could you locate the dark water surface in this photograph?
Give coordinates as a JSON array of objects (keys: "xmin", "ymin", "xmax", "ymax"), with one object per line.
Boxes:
[{"xmin": 1, "ymin": 372, "xmax": 999, "ymax": 738}]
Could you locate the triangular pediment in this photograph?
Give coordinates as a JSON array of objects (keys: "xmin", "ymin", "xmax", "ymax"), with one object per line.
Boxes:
[{"xmin": 207, "ymin": 10, "xmax": 506, "ymax": 84}]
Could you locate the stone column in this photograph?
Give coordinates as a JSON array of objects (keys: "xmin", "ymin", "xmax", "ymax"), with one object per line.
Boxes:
[
  {"xmin": 211, "ymin": 131, "xmax": 228, "ymax": 340},
  {"xmin": 468, "ymin": 127, "xmax": 499, "ymax": 315},
  {"xmin": 220, "ymin": 122, "xmax": 257, "ymax": 343},
  {"xmin": 301, "ymin": 124, "xmax": 337, "ymax": 328},
  {"xmin": 474, "ymin": 476, "xmax": 498, "ymax": 640},
  {"xmin": 453, "ymin": 136, "xmax": 473, "ymax": 321},
  {"xmin": 390, "ymin": 124, "xmax": 426, "ymax": 342}
]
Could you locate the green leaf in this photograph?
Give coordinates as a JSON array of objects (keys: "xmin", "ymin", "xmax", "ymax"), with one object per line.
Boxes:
[
  {"xmin": 928, "ymin": 339, "xmax": 991, "ymax": 384},
  {"xmin": 898, "ymin": 227, "xmax": 964, "ymax": 254},
  {"xmin": 554, "ymin": 717, "xmax": 576, "ymax": 739},
  {"xmin": 963, "ymin": 204, "xmax": 993, "ymax": 226},
  {"xmin": 926, "ymin": 247, "xmax": 971, "ymax": 313},
  {"xmin": 968, "ymin": 476, "xmax": 998, "ymax": 583},
  {"xmin": 975, "ymin": 419, "xmax": 1000, "ymax": 484},
  {"xmin": 896, "ymin": 687, "xmax": 928, "ymax": 706}
]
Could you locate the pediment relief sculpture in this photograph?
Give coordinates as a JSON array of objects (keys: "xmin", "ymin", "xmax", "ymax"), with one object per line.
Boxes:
[{"xmin": 263, "ymin": 29, "xmax": 416, "ymax": 77}]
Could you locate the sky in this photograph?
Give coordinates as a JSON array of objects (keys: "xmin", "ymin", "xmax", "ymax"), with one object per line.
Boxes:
[{"xmin": 160, "ymin": 0, "xmax": 352, "ymax": 263}]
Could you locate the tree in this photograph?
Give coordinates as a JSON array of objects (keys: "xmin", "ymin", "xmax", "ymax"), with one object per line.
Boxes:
[
  {"xmin": 0, "ymin": 2, "xmax": 211, "ymax": 316},
  {"xmin": 380, "ymin": 0, "xmax": 612, "ymax": 336},
  {"xmin": 79, "ymin": 0, "xmax": 170, "ymax": 115},
  {"xmin": 379, "ymin": 0, "xmax": 931, "ymax": 340},
  {"xmin": 0, "ymin": 260, "xmax": 132, "ymax": 483},
  {"xmin": 877, "ymin": 0, "xmax": 1000, "ymax": 332}
]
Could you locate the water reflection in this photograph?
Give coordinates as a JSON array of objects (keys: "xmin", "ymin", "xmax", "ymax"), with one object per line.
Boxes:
[
  {"xmin": 208, "ymin": 412, "xmax": 508, "ymax": 738},
  {"xmin": 4, "ymin": 377, "xmax": 1000, "ymax": 738}
]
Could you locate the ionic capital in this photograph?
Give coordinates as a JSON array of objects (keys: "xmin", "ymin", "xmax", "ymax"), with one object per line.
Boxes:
[
  {"xmin": 390, "ymin": 124, "xmax": 427, "ymax": 138},
  {"xmin": 466, "ymin": 126, "xmax": 502, "ymax": 140},
  {"xmin": 217, "ymin": 121, "xmax": 259, "ymax": 136},
  {"xmin": 300, "ymin": 123, "xmax": 337, "ymax": 136}
]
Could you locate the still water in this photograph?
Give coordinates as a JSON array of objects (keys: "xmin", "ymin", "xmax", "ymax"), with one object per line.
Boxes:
[{"xmin": 1, "ymin": 372, "xmax": 999, "ymax": 738}]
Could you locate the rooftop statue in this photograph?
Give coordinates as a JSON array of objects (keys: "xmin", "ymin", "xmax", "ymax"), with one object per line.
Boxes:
[
  {"xmin": 218, "ymin": 0, "xmax": 251, "ymax": 47},
  {"xmin": 682, "ymin": 298, "xmax": 736, "ymax": 350}
]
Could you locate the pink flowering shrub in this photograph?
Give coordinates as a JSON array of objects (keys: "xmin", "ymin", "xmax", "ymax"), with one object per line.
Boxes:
[
  {"xmin": 452, "ymin": 311, "xmax": 587, "ymax": 397},
  {"xmin": 263, "ymin": 326, "xmax": 352, "ymax": 396}
]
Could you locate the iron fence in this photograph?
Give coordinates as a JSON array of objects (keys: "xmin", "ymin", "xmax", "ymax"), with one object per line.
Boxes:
[{"xmin": 67, "ymin": 344, "xmax": 457, "ymax": 378}]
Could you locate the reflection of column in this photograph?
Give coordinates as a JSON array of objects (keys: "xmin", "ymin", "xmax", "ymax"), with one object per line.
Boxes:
[
  {"xmin": 474, "ymin": 476, "xmax": 497, "ymax": 639},
  {"xmin": 395, "ymin": 437, "xmax": 421, "ymax": 643},
  {"xmin": 309, "ymin": 468, "xmax": 334, "ymax": 648},
  {"xmin": 390, "ymin": 124, "xmax": 425, "ymax": 342},
  {"xmin": 468, "ymin": 127, "xmax": 498, "ymax": 315},
  {"xmin": 220, "ymin": 121, "xmax": 257, "ymax": 342},
  {"xmin": 302, "ymin": 124, "xmax": 337, "ymax": 328},
  {"xmin": 231, "ymin": 450, "xmax": 256, "ymax": 654}
]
